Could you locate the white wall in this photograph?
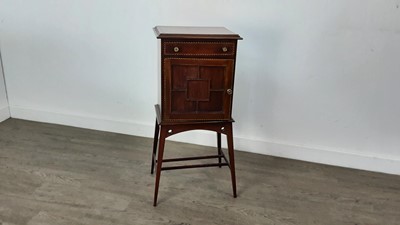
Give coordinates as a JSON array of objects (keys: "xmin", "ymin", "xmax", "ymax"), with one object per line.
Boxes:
[
  {"xmin": 0, "ymin": 50, "xmax": 10, "ymax": 122},
  {"xmin": 1, "ymin": 0, "xmax": 400, "ymax": 174}
]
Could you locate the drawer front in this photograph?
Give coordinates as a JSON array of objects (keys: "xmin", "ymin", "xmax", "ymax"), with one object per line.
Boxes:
[{"xmin": 164, "ymin": 42, "xmax": 236, "ymax": 56}]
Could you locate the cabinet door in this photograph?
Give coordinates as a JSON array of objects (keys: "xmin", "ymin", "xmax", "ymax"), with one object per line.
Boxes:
[{"xmin": 163, "ymin": 58, "xmax": 234, "ymax": 121}]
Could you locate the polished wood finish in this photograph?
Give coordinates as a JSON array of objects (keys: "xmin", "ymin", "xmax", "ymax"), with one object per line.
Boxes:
[
  {"xmin": 154, "ymin": 26, "xmax": 242, "ymax": 40},
  {"xmin": 155, "ymin": 26, "xmax": 241, "ymax": 122},
  {"xmin": 152, "ymin": 26, "xmax": 242, "ymax": 206},
  {"xmin": 164, "ymin": 58, "xmax": 234, "ymax": 121},
  {"xmin": 163, "ymin": 41, "xmax": 236, "ymax": 56},
  {"xmin": 151, "ymin": 108, "xmax": 237, "ymax": 206}
]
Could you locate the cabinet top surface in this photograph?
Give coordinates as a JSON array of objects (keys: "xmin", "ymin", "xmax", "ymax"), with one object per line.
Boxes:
[{"xmin": 154, "ymin": 26, "xmax": 242, "ymax": 40}]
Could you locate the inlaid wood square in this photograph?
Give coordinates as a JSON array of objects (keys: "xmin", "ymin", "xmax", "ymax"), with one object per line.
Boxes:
[
  {"xmin": 171, "ymin": 65, "xmax": 198, "ymax": 90},
  {"xmin": 200, "ymin": 67, "xmax": 224, "ymax": 89},
  {"xmin": 186, "ymin": 79, "xmax": 210, "ymax": 101},
  {"xmin": 198, "ymin": 91, "xmax": 223, "ymax": 111}
]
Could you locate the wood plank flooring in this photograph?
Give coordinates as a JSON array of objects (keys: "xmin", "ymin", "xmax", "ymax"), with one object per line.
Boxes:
[{"xmin": 0, "ymin": 119, "xmax": 399, "ymax": 225}]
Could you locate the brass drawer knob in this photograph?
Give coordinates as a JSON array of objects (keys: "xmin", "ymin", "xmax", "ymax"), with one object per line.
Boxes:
[
  {"xmin": 173, "ymin": 47, "xmax": 180, "ymax": 52},
  {"xmin": 222, "ymin": 47, "xmax": 228, "ymax": 52},
  {"xmin": 227, "ymin": 89, "xmax": 233, "ymax": 95}
]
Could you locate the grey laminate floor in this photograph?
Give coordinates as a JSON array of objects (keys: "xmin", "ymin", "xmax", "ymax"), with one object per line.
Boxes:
[{"xmin": 0, "ymin": 119, "xmax": 399, "ymax": 225}]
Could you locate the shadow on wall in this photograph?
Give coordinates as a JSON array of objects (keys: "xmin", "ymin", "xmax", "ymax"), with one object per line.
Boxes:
[{"xmin": 233, "ymin": 25, "xmax": 282, "ymax": 140}]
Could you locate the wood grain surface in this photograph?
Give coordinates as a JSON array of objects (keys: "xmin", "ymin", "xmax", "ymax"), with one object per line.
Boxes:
[{"xmin": 0, "ymin": 119, "xmax": 399, "ymax": 225}]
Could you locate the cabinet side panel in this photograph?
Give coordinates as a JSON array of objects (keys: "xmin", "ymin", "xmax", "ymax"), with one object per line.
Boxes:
[{"xmin": 157, "ymin": 39, "xmax": 162, "ymax": 107}]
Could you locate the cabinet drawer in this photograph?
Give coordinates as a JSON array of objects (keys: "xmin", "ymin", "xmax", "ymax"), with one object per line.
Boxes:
[{"xmin": 163, "ymin": 42, "xmax": 236, "ymax": 56}]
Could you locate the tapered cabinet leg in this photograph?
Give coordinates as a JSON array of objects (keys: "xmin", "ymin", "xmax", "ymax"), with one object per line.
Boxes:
[
  {"xmin": 151, "ymin": 121, "xmax": 237, "ymax": 205},
  {"xmin": 226, "ymin": 123, "xmax": 237, "ymax": 198},
  {"xmin": 151, "ymin": 119, "xmax": 159, "ymax": 174},
  {"xmin": 153, "ymin": 127, "xmax": 166, "ymax": 206},
  {"xmin": 217, "ymin": 132, "xmax": 222, "ymax": 167}
]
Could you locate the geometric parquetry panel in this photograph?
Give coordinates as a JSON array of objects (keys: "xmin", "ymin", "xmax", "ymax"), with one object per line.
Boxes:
[
  {"xmin": 187, "ymin": 79, "xmax": 210, "ymax": 101},
  {"xmin": 170, "ymin": 64, "xmax": 226, "ymax": 114}
]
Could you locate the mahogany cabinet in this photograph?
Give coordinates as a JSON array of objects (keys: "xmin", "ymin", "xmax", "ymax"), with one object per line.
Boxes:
[
  {"xmin": 151, "ymin": 26, "xmax": 242, "ymax": 206},
  {"xmin": 153, "ymin": 26, "xmax": 242, "ymax": 123}
]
